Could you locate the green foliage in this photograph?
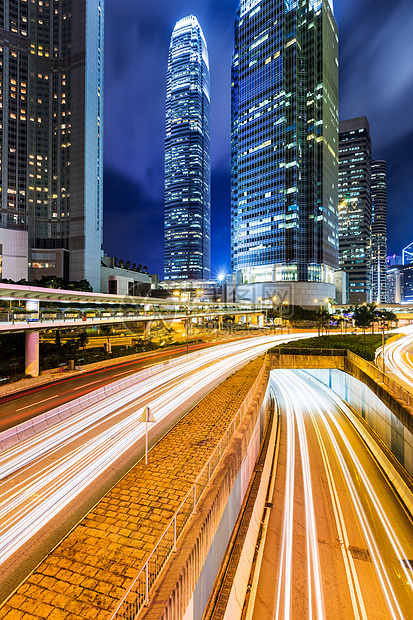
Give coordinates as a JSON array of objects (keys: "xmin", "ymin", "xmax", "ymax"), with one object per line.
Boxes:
[
  {"xmin": 269, "ymin": 334, "xmax": 383, "ymax": 361},
  {"xmin": 0, "ymin": 276, "xmax": 93, "ymax": 292}
]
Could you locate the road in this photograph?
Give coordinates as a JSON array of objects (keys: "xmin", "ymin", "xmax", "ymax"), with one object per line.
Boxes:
[
  {"xmin": 0, "ymin": 333, "xmax": 309, "ymax": 601},
  {"xmin": 381, "ymin": 326, "xmax": 413, "ymax": 391},
  {"xmin": 250, "ymin": 369, "xmax": 413, "ymax": 620},
  {"xmin": 0, "ymin": 336, "xmax": 256, "ymax": 433}
]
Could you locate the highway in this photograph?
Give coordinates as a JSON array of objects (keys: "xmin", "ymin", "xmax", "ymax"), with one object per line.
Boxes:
[
  {"xmin": 0, "ymin": 335, "xmax": 261, "ymax": 433},
  {"xmin": 0, "ymin": 333, "xmax": 307, "ymax": 600},
  {"xmin": 250, "ymin": 369, "xmax": 413, "ymax": 620}
]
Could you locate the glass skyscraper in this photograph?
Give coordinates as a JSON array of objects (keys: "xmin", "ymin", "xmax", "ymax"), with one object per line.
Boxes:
[
  {"xmin": 371, "ymin": 160, "xmax": 387, "ymax": 302},
  {"xmin": 231, "ymin": 0, "xmax": 338, "ymax": 293},
  {"xmin": 338, "ymin": 117, "xmax": 372, "ymax": 304},
  {"xmin": 0, "ymin": 0, "xmax": 104, "ymax": 291},
  {"xmin": 164, "ymin": 16, "xmax": 211, "ymax": 281}
]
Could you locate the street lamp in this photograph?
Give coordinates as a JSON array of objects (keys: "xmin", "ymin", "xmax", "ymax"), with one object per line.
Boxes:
[{"xmin": 280, "ymin": 300, "xmax": 288, "ymax": 332}]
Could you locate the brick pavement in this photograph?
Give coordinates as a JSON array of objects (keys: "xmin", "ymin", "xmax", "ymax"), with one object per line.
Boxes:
[{"xmin": 0, "ymin": 357, "xmax": 264, "ymax": 620}]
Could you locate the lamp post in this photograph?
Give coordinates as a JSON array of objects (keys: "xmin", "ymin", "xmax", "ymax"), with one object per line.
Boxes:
[
  {"xmin": 381, "ymin": 321, "xmax": 386, "ymax": 374},
  {"xmin": 280, "ymin": 300, "xmax": 288, "ymax": 333},
  {"xmin": 140, "ymin": 405, "xmax": 156, "ymax": 465}
]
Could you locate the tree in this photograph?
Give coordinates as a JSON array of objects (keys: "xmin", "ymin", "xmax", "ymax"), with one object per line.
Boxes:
[
  {"xmin": 349, "ymin": 304, "xmax": 374, "ymax": 339},
  {"xmin": 100, "ymin": 324, "xmax": 112, "ymax": 343},
  {"xmin": 125, "ymin": 261, "xmax": 131, "ymax": 269},
  {"xmin": 77, "ymin": 331, "xmax": 89, "ymax": 350}
]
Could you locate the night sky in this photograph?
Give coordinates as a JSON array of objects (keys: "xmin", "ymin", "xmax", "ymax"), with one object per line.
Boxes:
[{"xmin": 103, "ymin": 0, "xmax": 413, "ymax": 279}]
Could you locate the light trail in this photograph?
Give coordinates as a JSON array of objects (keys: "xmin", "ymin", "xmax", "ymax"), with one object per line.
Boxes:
[
  {"xmin": 271, "ymin": 374, "xmax": 324, "ymax": 620},
  {"xmin": 273, "ymin": 370, "xmax": 412, "ymax": 620},
  {"xmin": 0, "ymin": 333, "xmax": 308, "ymax": 574},
  {"xmin": 382, "ymin": 328, "xmax": 413, "ymax": 389}
]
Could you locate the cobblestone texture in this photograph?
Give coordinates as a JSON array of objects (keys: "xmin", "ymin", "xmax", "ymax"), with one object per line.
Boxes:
[{"xmin": 0, "ymin": 357, "xmax": 264, "ymax": 619}]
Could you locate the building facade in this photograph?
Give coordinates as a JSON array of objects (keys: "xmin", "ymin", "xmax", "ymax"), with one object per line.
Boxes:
[
  {"xmin": 164, "ymin": 16, "xmax": 211, "ymax": 281},
  {"xmin": 230, "ymin": 0, "xmax": 339, "ymax": 305},
  {"xmin": 371, "ymin": 160, "xmax": 387, "ymax": 302},
  {"xmin": 0, "ymin": 0, "xmax": 104, "ymax": 290},
  {"xmin": 338, "ymin": 117, "xmax": 372, "ymax": 304}
]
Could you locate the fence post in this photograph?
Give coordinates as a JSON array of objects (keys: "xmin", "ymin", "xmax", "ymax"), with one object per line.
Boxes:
[{"xmin": 145, "ymin": 563, "xmax": 149, "ymax": 607}]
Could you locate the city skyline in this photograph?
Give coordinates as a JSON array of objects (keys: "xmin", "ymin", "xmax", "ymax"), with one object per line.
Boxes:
[{"xmin": 103, "ymin": 0, "xmax": 412, "ymax": 279}]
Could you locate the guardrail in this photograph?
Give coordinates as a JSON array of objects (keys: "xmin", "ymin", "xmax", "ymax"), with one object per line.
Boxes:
[
  {"xmin": 347, "ymin": 350, "xmax": 413, "ymax": 409},
  {"xmin": 0, "ymin": 346, "xmax": 209, "ymax": 451},
  {"xmin": 109, "ymin": 355, "xmax": 269, "ymax": 620},
  {"xmin": 0, "ymin": 308, "xmax": 262, "ymax": 330},
  {"xmin": 270, "ymin": 347, "xmax": 347, "ymax": 357},
  {"xmin": 270, "ymin": 347, "xmax": 413, "ymax": 410}
]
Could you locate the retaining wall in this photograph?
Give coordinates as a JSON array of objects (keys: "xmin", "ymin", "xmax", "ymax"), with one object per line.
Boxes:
[{"xmin": 140, "ymin": 362, "xmax": 271, "ymax": 620}]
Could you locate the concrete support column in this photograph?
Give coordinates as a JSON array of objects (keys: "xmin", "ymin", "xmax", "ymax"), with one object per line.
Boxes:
[
  {"xmin": 25, "ymin": 331, "xmax": 39, "ymax": 377},
  {"xmin": 25, "ymin": 300, "xmax": 40, "ymax": 377}
]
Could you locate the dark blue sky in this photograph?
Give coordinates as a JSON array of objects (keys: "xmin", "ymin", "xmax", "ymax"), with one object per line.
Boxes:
[{"xmin": 103, "ymin": 0, "xmax": 413, "ymax": 278}]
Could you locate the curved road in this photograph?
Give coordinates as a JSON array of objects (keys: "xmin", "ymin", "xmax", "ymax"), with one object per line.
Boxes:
[
  {"xmin": 382, "ymin": 326, "xmax": 413, "ymax": 391},
  {"xmin": 250, "ymin": 369, "xmax": 413, "ymax": 620},
  {"xmin": 0, "ymin": 333, "xmax": 309, "ymax": 600}
]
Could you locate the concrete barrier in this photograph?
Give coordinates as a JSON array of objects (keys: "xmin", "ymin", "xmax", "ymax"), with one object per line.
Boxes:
[{"xmin": 0, "ymin": 350, "xmax": 205, "ymax": 452}]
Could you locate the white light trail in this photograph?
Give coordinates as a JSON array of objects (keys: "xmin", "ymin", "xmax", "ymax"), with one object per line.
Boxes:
[
  {"xmin": 0, "ymin": 334, "xmax": 309, "ymax": 570},
  {"xmin": 287, "ymin": 370, "xmax": 412, "ymax": 620}
]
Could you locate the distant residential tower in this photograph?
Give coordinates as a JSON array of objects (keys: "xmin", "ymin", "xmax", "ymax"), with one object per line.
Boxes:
[
  {"xmin": 164, "ymin": 16, "xmax": 211, "ymax": 281},
  {"xmin": 230, "ymin": 0, "xmax": 339, "ymax": 305},
  {"xmin": 0, "ymin": 0, "xmax": 104, "ymax": 290}
]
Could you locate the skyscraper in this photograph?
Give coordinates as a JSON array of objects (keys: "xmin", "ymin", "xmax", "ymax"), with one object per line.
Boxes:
[
  {"xmin": 164, "ymin": 16, "xmax": 211, "ymax": 281},
  {"xmin": 231, "ymin": 0, "xmax": 339, "ymax": 306},
  {"xmin": 371, "ymin": 160, "xmax": 387, "ymax": 303},
  {"xmin": 338, "ymin": 117, "xmax": 371, "ymax": 304},
  {"xmin": 0, "ymin": 1, "xmax": 104, "ymax": 291}
]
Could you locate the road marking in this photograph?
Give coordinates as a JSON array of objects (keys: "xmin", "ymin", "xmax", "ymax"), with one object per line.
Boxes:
[
  {"xmin": 15, "ymin": 395, "xmax": 56, "ymax": 411},
  {"xmin": 73, "ymin": 379, "xmax": 103, "ymax": 390}
]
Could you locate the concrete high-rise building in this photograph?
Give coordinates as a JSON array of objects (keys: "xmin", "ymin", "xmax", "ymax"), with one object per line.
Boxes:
[
  {"xmin": 164, "ymin": 16, "xmax": 211, "ymax": 281},
  {"xmin": 371, "ymin": 160, "xmax": 387, "ymax": 302},
  {"xmin": 338, "ymin": 117, "xmax": 371, "ymax": 304},
  {"xmin": 0, "ymin": 0, "xmax": 104, "ymax": 291},
  {"xmin": 230, "ymin": 0, "xmax": 339, "ymax": 306}
]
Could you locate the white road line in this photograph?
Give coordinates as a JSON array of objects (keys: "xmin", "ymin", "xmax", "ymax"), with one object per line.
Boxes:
[{"xmin": 15, "ymin": 395, "xmax": 56, "ymax": 411}]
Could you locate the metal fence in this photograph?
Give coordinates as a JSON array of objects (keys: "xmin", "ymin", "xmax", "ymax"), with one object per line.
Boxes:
[
  {"xmin": 346, "ymin": 350, "xmax": 413, "ymax": 409},
  {"xmin": 271, "ymin": 347, "xmax": 347, "ymax": 357},
  {"xmin": 109, "ymin": 355, "xmax": 268, "ymax": 620}
]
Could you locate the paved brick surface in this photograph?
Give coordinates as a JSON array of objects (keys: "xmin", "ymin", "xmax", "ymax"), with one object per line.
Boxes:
[{"xmin": 0, "ymin": 357, "xmax": 264, "ymax": 620}]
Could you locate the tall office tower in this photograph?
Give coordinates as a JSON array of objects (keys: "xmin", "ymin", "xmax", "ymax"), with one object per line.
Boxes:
[
  {"xmin": 371, "ymin": 160, "xmax": 387, "ymax": 302},
  {"xmin": 231, "ymin": 0, "xmax": 339, "ymax": 305},
  {"xmin": 164, "ymin": 16, "xmax": 211, "ymax": 281},
  {"xmin": 338, "ymin": 117, "xmax": 371, "ymax": 304},
  {"xmin": 0, "ymin": 1, "xmax": 104, "ymax": 291}
]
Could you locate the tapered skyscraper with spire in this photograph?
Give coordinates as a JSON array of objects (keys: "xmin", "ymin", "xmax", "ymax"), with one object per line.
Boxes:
[{"xmin": 164, "ymin": 16, "xmax": 211, "ymax": 281}]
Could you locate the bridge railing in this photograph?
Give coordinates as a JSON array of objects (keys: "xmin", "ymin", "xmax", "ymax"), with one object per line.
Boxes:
[
  {"xmin": 347, "ymin": 350, "xmax": 413, "ymax": 410},
  {"xmin": 109, "ymin": 354, "xmax": 269, "ymax": 620}
]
